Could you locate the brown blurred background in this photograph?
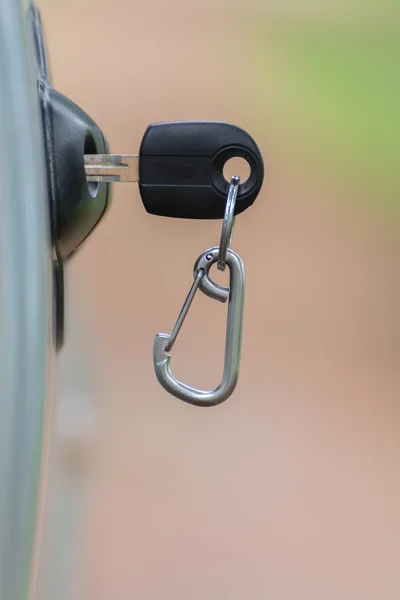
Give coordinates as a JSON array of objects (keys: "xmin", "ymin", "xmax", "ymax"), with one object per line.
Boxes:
[{"xmin": 35, "ymin": 1, "xmax": 399, "ymax": 599}]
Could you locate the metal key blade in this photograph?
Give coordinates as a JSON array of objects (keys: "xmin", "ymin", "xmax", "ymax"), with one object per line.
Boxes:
[{"xmin": 84, "ymin": 154, "xmax": 139, "ymax": 182}]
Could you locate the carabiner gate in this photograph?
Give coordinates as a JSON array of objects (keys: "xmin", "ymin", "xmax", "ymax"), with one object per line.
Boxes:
[{"xmin": 153, "ymin": 246, "xmax": 245, "ymax": 407}]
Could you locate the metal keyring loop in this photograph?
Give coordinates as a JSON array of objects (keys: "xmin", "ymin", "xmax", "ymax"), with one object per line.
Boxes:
[{"xmin": 218, "ymin": 175, "xmax": 240, "ymax": 271}]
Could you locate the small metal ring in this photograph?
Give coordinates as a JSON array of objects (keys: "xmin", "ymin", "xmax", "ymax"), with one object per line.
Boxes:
[{"xmin": 218, "ymin": 175, "xmax": 240, "ymax": 271}]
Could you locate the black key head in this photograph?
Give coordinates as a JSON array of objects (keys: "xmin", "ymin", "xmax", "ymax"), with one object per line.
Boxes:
[{"xmin": 139, "ymin": 121, "xmax": 264, "ymax": 219}]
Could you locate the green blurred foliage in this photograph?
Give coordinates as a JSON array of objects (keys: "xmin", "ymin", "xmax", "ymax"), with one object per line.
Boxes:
[{"xmin": 255, "ymin": 15, "xmax": 399, "ymax": 212}]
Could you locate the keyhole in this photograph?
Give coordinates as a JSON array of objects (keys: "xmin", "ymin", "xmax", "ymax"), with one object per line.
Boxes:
[
  {"xmin": 84, "ymin": 134, "xmax": 99, "ymax": 198},
  {"xmin": 223, "ymin": 157, "xmax": 251, "ymax": 184}
]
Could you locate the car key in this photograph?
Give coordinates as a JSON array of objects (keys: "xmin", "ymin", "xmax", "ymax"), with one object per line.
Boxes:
[{"xmin": 84, "ymin": 121, "xmax": 264, "ymax": 219}]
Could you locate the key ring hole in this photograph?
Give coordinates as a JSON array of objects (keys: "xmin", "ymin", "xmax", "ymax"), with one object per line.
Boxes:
[
  {"xmin": 84, "ymin": 133, "xmax": 100, "ymax": 198},
  {"xmin": 223, "ymin": 157, "xmax": 251, "ymax": 184},
  {"xmin": 210, "ymin": 147, "xmax": 262, "ymax": 210}
]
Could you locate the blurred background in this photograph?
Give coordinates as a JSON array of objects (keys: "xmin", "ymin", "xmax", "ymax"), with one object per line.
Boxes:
[{"xmin": 35, "ymin": 1, "xmax": 399, "ymax": 599}]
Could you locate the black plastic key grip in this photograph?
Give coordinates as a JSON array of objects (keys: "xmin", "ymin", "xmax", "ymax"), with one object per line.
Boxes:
[{"xmin": 139, "ymin": 121, "xmax": 264, "ymax": 219}]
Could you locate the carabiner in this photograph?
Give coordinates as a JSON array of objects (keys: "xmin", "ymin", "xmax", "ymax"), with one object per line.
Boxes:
[{"xmin": 153, "ymin": 246, "xmax": 245, "ymax": 407}]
